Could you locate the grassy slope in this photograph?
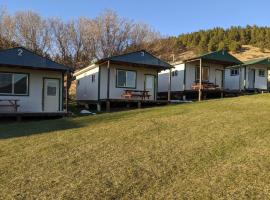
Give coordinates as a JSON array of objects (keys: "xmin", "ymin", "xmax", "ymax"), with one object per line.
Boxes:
[{"xmin": 1, "ymin": 95, "xmax": 270, "ymax": 199}]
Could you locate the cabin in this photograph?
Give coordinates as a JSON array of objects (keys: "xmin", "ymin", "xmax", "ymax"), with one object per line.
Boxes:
[
  {"xmin": 225, "ymin": 57, "xmax": 270, "ymax": 92},
  {"xmin": 75, "ymin": 50, "xmax": 172, "ymax": 111},
  {"xmin": 0, "ymin": 47, "xmax": 71, "ymax": 119},
  {"xmin": 158, "ymin": 50, "xmax": 242, "ymax": 100}
]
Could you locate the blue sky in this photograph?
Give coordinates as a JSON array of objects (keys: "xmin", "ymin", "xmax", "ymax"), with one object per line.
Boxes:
[{"xmin": 1, "ymin": 0, "xmax": 270, "ymax": 36}]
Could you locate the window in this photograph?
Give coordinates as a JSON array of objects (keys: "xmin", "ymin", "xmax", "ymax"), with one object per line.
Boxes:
[
  {"xmin": 116, "ymin": 69, "xmax": 136, "ymax": 88},
  {"xmin": 172, "ymin": 70, "xmax": 178, "ymax": 77},
  {"xmin": 92, "ymin": 74, "xmax": 95, "ymax": 82},
  {"xmin": 47, "ymin": 86, "xmax": 56, "ymax": 96},
  {"xmin": 196, "ymin": 67, "xmax": 209, "ymax": 81},
  {"xmin": 259, "ymin": 69, "xmax": 265, "ymax": 77},
  {"xmin": 0, "ymin": 73, "xmax": 28, "ymax": 95},
  {"xmin": 77, "ymin": 80, "xmax": 80, "ymax": 86},
  {"xmin": 230, "ymin": 69, "xmax": 239, "ymax": 76}
]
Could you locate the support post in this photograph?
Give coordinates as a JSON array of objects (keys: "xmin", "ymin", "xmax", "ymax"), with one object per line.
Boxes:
[
  {"xmin": 198, "ymin": 58, "xmax": 202, "ymax": 101},
  {"xmin": 106, "ymin": 60, "xmax": 110, "ymax": 112},
  {"xmin": 138, "ymin": 101, "xmax": 141, "ymax": 109},
  {"xmin": 183, "ymin": 95, "xmax": 186, "ymax": 101},
  {"xmin": 97, "ymin": 102, "xmax": 101, "ymax": 112},
  {"xmin": 168, "ymin": 68, "xmax": 172, "ymax": 102},
  {"xmin": 106, "ymin": 101, "xmax": 110, "ymax": 112},
  {"xmin": 16, "ymin": 116, "xmax": 21, "ymax": 122},
  {"xmin": 65, "ymin": 73, "xmax": 69, "ymax": 112},
  {"xmin": 244, "ymin": 66, "xmax": 247, "ymax": 90}
]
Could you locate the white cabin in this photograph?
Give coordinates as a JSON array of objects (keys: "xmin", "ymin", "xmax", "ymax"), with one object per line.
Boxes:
[
  {"xmin": 225, "ymin": 58, "xmax": 270, "ymax": 91},
  {"xmin": 158, "ymin": 50, "xmax": 242, "ymax": 99},
  {"xmin": 0, "ymin": 47, "xmax": 70, "ymax": 117},
  {"xmin": 75, "ymin": 50, "xmax": 172, "ymax": 110}
]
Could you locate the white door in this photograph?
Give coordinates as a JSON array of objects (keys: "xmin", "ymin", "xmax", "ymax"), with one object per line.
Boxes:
[
  {"xmin": 248, "ymin": 69, "xmax": 255, "ymax": 89},
  {"xmin": 145, "ymin": 75, "xmax": 155, "ymax": 100},
  {"xmin": 215, "ymin": 70, "xmax": 223, "ymax": 88},
  {"xmin": 44, "ymin": 78, "xmax": 60, "ymax": 112}
]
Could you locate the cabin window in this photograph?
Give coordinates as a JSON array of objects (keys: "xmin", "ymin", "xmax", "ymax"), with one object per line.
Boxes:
[
  {"xmin": 172, "ymin": 70, "xmax": 178, "ymax": 77},
  {"xmin": 195, "ymin": 67, "xmax": 209, "ymax": 81},
  {"xmin": 116, "ymin": 69, "xmax": 136, "ymax": 88},
  {"xmin": 230, "ymin": 69, "xmax": 239, "ymax": 76},
  {"xmin": 0, "ymin": 72, "xmax": 28, "ymax": 95},
  {"xmin": 92, "ymin": 74, "xmax": 95, "ymax": 82},
  {"xmin": 259, "ymin": 69, "xmax": 265, "ymax": 77}
]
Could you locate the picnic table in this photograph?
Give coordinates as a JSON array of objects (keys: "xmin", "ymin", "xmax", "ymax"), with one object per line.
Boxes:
[
  {"xmin": 192, "ymin": 81, "xmax": 220, "ymax": 90},
  {"xmin": 122, "ymin": 90, "xmax": 151, "ymax": 100},
  {"xmin": 0, "ymin": 99, "xmax": 20, "ymax": 112}
]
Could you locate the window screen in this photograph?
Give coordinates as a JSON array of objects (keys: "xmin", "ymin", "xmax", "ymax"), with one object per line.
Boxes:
[
  {"xmin": 0, "ymin": 73, "xmax": 12, "ymax": 94},
  {"xmin": 259, "ymin": 69, "xmax": 265, "ymax": 77},
  {"xmin": 0, "ymin": 73, "xmax": 28, "ymax": 95},
  {"xmin": 117, "ymin": 70, "xmax": 136, "ymax": 88},
  {"xmin": 14, "ymin": 74, "xmax": 28, "ymax": 94},
  {"xmin": 196, "ymin": 67, "xmax": 209, "ymax": 81},
  {"xmin": 47, "ymin": 86, "xmax": 57, "ymax": 96}
]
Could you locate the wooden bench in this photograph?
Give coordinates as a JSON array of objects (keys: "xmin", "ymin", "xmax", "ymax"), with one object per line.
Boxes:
[{"xmin": 0, "ymin": 100, "xmax": 20, "ymax": 112}]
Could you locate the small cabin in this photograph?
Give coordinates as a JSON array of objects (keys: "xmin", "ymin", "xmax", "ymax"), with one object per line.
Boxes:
[
  {"xmin": 75, "ymin": 50, "xmax": 172, "ymax": 111},
  {"xmin": 0, "ymin": 47, "xmax": 70, "ymax": 119},
  {"xmin": 158, "ymin": 50, "xmax": 242, "ymax": 100},
  {"xmin": 225, "ymin": 57, "xmax": 270, "ymax": 91}
]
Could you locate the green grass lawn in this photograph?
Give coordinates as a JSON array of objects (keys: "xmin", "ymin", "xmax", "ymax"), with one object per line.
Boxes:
[{"xmin": 1, "ymin": 95, "xmax": 270, "ymax": 199}]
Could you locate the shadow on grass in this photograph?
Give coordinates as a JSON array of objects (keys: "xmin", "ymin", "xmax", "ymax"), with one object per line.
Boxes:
[
  {"xmin": 0, "ymin": 117, "xmax": 84, "ymax": 140},
  {"xmin": 0, "ymin": 107, "xmax": 161, "ymax": 140}
]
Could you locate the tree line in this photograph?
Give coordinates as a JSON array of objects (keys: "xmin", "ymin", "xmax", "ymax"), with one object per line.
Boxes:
[
  {"xmin": 174, "ymin": 25, "xmax": 270, "ymax": 54},
  {"xmin": 0, "ymin": 8, "xmax": 159, "ymax": 70},
  {"xmin": 1, "ymin": 8, "xmax": 270, "ymax": 67}
]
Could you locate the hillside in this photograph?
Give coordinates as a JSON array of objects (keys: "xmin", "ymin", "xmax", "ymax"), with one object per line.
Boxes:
[
  {"xmin": 168, "ymin": 45, "xmax": 270, "ymax": 62},
  {"xmin": 1, "ymin": 95, "xmax": 270, "ymax": 199}
]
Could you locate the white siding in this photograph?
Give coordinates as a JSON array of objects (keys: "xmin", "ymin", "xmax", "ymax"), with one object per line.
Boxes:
[
  {"xmin": 0, "ymin": 67, "xmax": 63, "ymax": 112},
  {"xmin": 185, "ymin": 63, "xmax": 196, "ymax": 90},
  {"xmin": 185, "ymin": 62, "xmax": 224, "ymax": 90},
  {"xmin": 224, "ymin": 68, "xmax": 241, "ymax": 90},
  {"xmin": 224, "ymin": 65, "xmax": 268, "ymax": 90},
  {"xmin": 76, "ymin": 63, "xmax": 159, "ymax": 101},
  {"xmin": 254, "ymin": 66, "xmax": 268, "ymax": 89},
  {"xmin": 76, "ymin": 67, "xmax": 99, "ymax": 101},
  {"xmin": 158, "ymin": 63, "xmax": 185, "ymax": 92},
  {"xmin": 99, "ymin": 65, "xmax": 108, "ymax": 99},
  {"xmin": 99, "ymin": 64, "xmax": 158, "ymax": 100}
]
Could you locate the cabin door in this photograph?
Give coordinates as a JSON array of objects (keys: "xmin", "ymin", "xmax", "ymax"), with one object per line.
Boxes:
[
  {"xmin": 43, "ymin": 78, "xmax": 60, "ymax": 112},
  {"xmin": 248, "ymin": 69, "xmax": 255, "ymax": 89},
  {"xmin": 144, "ymin": 75, "xmax": 155, "ymax": 100},
  {"xmin": 215, "ymin": 70, "xmax": 223, "ymax": 88}
]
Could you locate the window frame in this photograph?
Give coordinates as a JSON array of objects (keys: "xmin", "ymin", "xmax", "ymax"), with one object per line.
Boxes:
[
  {"xmin": 92, "ymin": 74, "xmax": 96, "ymax": 83},
  {"xmin": 172, "ymin": 70, "xmax": 178, "ymax": 77},
  {"xmin": 258, "ymin": 69, "xmax": 265, "ymax": 77},
  {"xmin": 116, "ymin": 69, "xmax": 137, "ymax": 89},
  {"xmin": 0, "ymin": 72, "xmax": 29, "ymax": 96},
  {"xmin": 195, "ymin": 66, "xmax": 210, "ymax": 81},
  {"xmin": 230, "ymin": 69, "xmax": 239, "ymax": 76}
]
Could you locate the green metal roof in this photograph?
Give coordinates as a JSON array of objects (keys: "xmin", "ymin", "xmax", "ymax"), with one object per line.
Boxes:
[
  {"xmin": 0, "ymin": 47, "xmax": 71, "ymax": 72},
  {"xmin": 243, "ymin": 57, "xmax": 270, "ymax": 66},
  {"xmin": 228, "ymin": 57, "xmax": 270, "ymax": 69},
  {"xmin": 185, "ymin": 50, "xmax": 242, "ymax": 65},
  {"xmin": 96, "ymin": 50, "xmax": 172, "ymax": 69}
]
